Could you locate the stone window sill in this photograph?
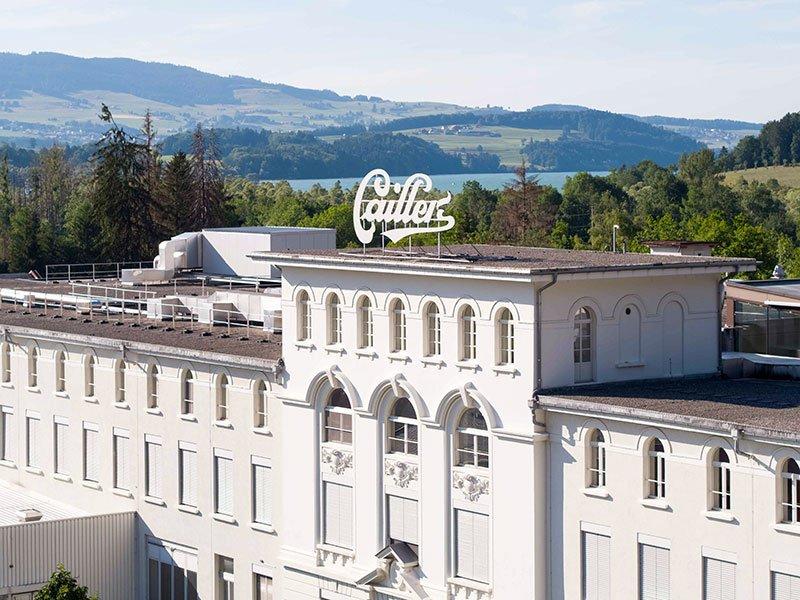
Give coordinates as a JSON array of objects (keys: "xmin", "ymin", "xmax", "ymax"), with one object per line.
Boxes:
[
  {"xmin": 420, "ymin": 356, "xmax": 445, "ymax": 368},
  {"xmin": 144, "ymin": 495, "xmax": 166, "ymax": 507},
  {"xmin": 492, "ymin": 364, "xmax": 519, "ymax": 376},
  {"xmin": 455, "ymin": 360, "xmax": 480, "ymax": 372},
  {"xmin": 250, "ymin": 522, "xmax": 275, "ymax": 534},
  {"xmin": 81, "ymin": 480, "xmax": 101, "ymax": 490},
  {"xmin": 54, "ymin": 391, "xmax": 69, "ymax": 398},
  {"xmin": 0, "ymin": 382, "xmax": 13, "ymax": 389},
  {"xmin": 774, "ymin": 523, "xmax": 800, "ymax": 536},
  {"xmin": 114, "ymin": 402, "xmax": 130, "ymax": 410},
  {"xmin": 83, "ymin": 396, "xmax": 99, "ymax": 404},
  {"xmin": 178, "ymin": 504, "xmax": 200, "ymax": 515},
  {"xmin": 582, "ymin": 487, "xmax": 611, "ymax": 499},
  {"xmin": 354, "ymin": 348, "xmax": 377, "ymax": 359},
  {"xmin": 53, "ymin": 473, "xmax": 72, "ymax": 483},
  {"xmin": 324, "ymin": 344, "xmax": 346, "ymax": 355},
  {"xmin": 387, "ymin": 352, "xmax": 411, "ymax": 363},
  {"xmin": 641, "ymin": 497, "xmax": 670, "ymax": 511},
  {"xmin": 214, "ymin": 420, "xmax": 233, "ymax": 429},
  {"xmin": 616, "ymin": 361, "xmax": 645, "ymax": 369},
  {"xmin": 252, "ymin": 427, "xmax": 271, "ymax": 436},
  {"xmin": 704, "ymin": 510, "xmax": 736, "ymax": 523},
  {"xmin": 112, "ymin": 488, "xmax": 133, "ymax": 499},
  {"xmin": 447, "ymin": 576, "xmax": 492, "ymax": 595},
  {"xmin": 26, "ymin": 386, "xmax": 41, "ymax": 394},
  {"xmin": 212, "ymin": 512, "xmax": 237, "ymax": 525},
  {"xmin": 180, "ymin": 414, "xmax": 198, "ymax": 423},
  {"xmin": 24, "ymin": 466, "xmax": 43, "ymax": 476},
  {"xmin": 294, "ymin": 340, "xmax": 315, "ymax": 350},
  {"xmin": 145, "ymin": 408, "xmax": 163, "ymax": 417},
  {"xmin": 0, "ymin": 460, "xmax": 16, "ymax": 470},
  {"xmin": 316, "ymin": 542, "xmax": 355, "ymax": 558}
]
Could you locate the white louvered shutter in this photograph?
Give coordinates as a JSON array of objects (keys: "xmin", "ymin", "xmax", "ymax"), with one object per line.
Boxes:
[
  {"xmin": 114, "ymin": 434, "xmax": 129, "ymax": 490},
  {"xmin": 147, "ymin": 441, "xmax": 162, "ymax": 498},
  {"xmin": 388, "ymin": 495, "xmax": 419, "ymax": 545},
  {"xmin": 253, "ymin": 463, "xmax": 272, "ymax": 524},
  {"xmin": 456, "ymin": 509, "xmax": 490, "ymax": 583},
  {"xmin": 216, "ymin": 455, "xmax": 233, "ymax": 515},
  {"xmin": 84, "ymin": 427, "xmax": 98, "ymax": 482},
  {"xmin": 26, "ymin": 417, "xmax": 39, "ymax": 468},
  {"xmin": 324, "ymin": 482, "xmax": 353, "ymax": 549},
  {"xmin": 704, "ymin": 557, "xmax": 735, "ymax": 600},
  {"xmin": 181, "ymin": 449, "xmax": 198, "ymax": 507},
  {"xmin": 772, "ymin": 571, "xmax": 800, "ymax": 600},
  {"xmin": 55, "ymin": 422, "xmax": 68, "ymax": 475},
  {"xmin": 583, "ymin": 531, "xmax": 610, "ymax": 600},
  {"xmin": 640, "ymin": 544, "xmax": 670, "ymax": 600},
  {"xmin": 2, "ymin": 412, "xmax": 12, "ymax": 461}
]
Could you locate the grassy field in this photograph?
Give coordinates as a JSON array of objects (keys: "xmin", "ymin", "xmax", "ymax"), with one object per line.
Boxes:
[{"xmin": 722, "ymin": 165, "xmax": 800, "ymax": 188}]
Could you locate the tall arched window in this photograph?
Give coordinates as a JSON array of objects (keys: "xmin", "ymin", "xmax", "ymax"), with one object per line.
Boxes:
[
  {"xmin": 460, "ymin": 306, "xmax": 476, "ymax": 361},
  {"xmin": 357, "ymin": 296, "xmax": 373, "ymax": 349},
  {"xmin": 147, "ymin": 364, "xmax": 159, "ymax": 409},
  {"xmin": 424, "ymin": 303, "xmax": 441, "ymax": 357},
  {"xmin": 646, "ymin": 438, "xmax": 666, "ymax": 499},
  {"xmin": 1, "ymin": 343, "xmax": 10, "ymax": 383},
  {"xmin": 216, "ymin": 374, "xmax": 229, "ymax": 422},
  {"xmin": 27, "ymin": 346, "xmax": 38, "ymax": 388},
  {"xmin": 84, "ymin": 355, "xmax": 95, "ymax": 398},
  {"xmin": 115, "ymin": 360, "xmax": 127, "ymax": 403},
  {"xmin": 456, "ymin": 408, "xmax": 489, "ymax": 468},
  {"xmin": 297, "ymin": 290, "xmax": 311, "ymax": 341},
  {"xmin": 497, "ymin": 308, "xmax": 514, "ymax": 365},
  {"xmin": 327, "ymin": 294, "xmax": 342, "ymax": 345},
  {"xmin": 781, "ymin": 458, "xmax": 800, "ymax": 524},
  {"xmin": 54, "ymin": 351, "xmax": 65, "ymax": 393},
  {"xmin": 254, "ymin": 379, "xmax": 268, "ymax": 429},
  {"xmin": 711, "ymin": 448, "xmax": 731, "ymax": 511},
  {"xmin": 390, "ymin": 299, "xmax": 407, "ymax": 353},
  {"xmin": 588, "ymin": 430, "xmax": 606, "ymax": 488},
  {"xmin": 388, "ymin": 397, "xmax": 418, "ymax": 455},
  {"xmin": 324, "ymin": 389, "xmax": 352, "ymax": 444},
  {"xmin": 574, "ymin": 307, "xmax": 594, "ymax": 383},
  {"xmin": 182, "ymin": 370, "xmax": 194, "ymax": 415}
]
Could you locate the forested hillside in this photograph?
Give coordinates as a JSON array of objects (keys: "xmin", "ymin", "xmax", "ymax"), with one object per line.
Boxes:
[{"xmin": 719, "ymin": 111, "xmax": 800, "ymax": 170}]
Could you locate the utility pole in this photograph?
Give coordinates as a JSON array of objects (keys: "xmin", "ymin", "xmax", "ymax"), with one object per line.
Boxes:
[{"xmin": 612, "ymin": 224, "xmax": 620, "ymax": 253}]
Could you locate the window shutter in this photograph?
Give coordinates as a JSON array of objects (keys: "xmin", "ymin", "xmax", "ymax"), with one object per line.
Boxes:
[
  {"xmin": 582, "ymin": 531, "xmax": 610, "ymax": 600},
  {"xmin": 456, "ymin": 509, "xmax": 489, "ymax": 583},
  {"xmin": 84, "ymin": 427, "xmax": 98, "ymax": 482},
  {"xmin": 55, "ymin": 422, "xmax": 68, "ymax": 475},
  {"xmin": 324, "ymin": 482, "xmax": 353, "ymax": 549},
  {"xmin": 254, "ymin": 463, "xmax": 272, "ymax": 524},
  {"xmin": 2, "ymin": 411, "xmax": 12, "ymax": 461},
  {"xmin": 27, "ymin": 417, "xmax": 39, "ymax": 467},
  {"xmin": 147, "ymin": 441, "xmax": 162, "ymax": 498},
  {"xmin": 704, "ymin": 557, "xmax": 735, "ymax": 600},
  {"xmin": 640, "ymin": 544, "xmax": 670, "ymax": 600},
  {"xmin": 216, "ymin": 456, "xmax": 233, "ymax": 515},
  {"xmin": 115, "ymin": 434, "xmax": 129, "ymax": 490},
  {"xmin": 772, "ymin": 571, "xmax": 800, "ymax": 600},
  {"xmin": 182, "ymin": 449, "xmax": 198, "ymax": 507},
  {"xmin": 388, "ymin": 495, "xmax": 418, "ymax": 546}
]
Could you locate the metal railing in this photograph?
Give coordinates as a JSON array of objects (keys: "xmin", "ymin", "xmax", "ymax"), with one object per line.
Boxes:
[{"xmin": 45, "ymin": 261, "xmax": 152, "ymax": 282}]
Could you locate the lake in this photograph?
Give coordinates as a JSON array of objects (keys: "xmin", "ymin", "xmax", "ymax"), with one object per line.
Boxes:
[{"xmin": 263, "ymin": 171, "xmax": 610, "ymax": 192}]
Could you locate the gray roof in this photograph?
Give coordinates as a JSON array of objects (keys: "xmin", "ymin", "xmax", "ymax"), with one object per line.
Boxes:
[
  {"xmin": 0, "ymin": 481, "xmax": 85, "ymax": 526},
  {"xmin": 539, "ymin": 377, "xmax": 800, "ymax": 440},
  {"xmin": 727, "ymin": 279, "xmax": 800, "ymax": 302}
]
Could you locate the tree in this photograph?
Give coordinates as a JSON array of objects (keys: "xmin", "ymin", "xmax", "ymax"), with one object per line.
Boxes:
[
  {"xmin": 491, "ymin": 161, "xmax": 559, "ymax": 245},
  {"xmin": 8, "ymin": 205, "xmax": 39, "ymax": 273},
  {"xmin": 189, "ymin": 125, "xmax": 226, "ymax": 230},
  {"xmin": 162, "ymin": 151, "xmax": 194, "ymax": 235},
  {"xmin": 0, "ymin": 153, "xmax": 12, "ymax": 231},
  {"xmin": 63, "ymin": 192, "xmax": 100, "ymax": 263},
  {"xmin": 35, "ymin": 564, "xmax": 98, "ymax": 600},
  {"xmin": 29, "ymin": 146, "xmax": 75, "ymax": 229}
]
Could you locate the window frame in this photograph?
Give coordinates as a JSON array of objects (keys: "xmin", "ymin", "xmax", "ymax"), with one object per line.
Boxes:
[
  {"xmin": 297, "ymin": 290, "xmax": 311, "ymax": 342},
  {"xmin": 215, "ymin": 374, "xmax": 229, "ymax": 423},
  {"xmin": 455, "ymin": 408, "xmax": 490, "ymax": 469},
  {"xmin": 182, "ymin": 370, "xmax": 194, "ymax": 416},
  {"xmin": 357, "ymin": 296, "xmax": 374, "ymax": 349},
  {"xmin": 146, "ymin": 364, "xmax": 159, "ymax": 409},
  {"xmin": 27, "ymin": 345, "xmax": 38, "ymax": 389},
  {"xmin": 54, "ymin": 351, "xmax": 66, "ymax": 393},
  {"xmin": 574, "ymin": 307, "xmax": 594, "ymax": 383},
  {"xmin": 115, "ymin": 360, "xmax": 127, "ymax": 404},
  {"xmin": 387, "ymin": 397, "xmax": 418, "ymax": 456},
  {"xmin": 496, "ymin": 308, "xmax": 514, "ymax": 365},
  {"xmin": 460, "ymin": 305, "xmax": 477, "ymax": 361},
  {"xmin": 253, "ymin": 379, "xmax": 268, "ymax": 429},
  {"xmin": 424, "ymin": 302, "xmax": 441, "ymax": 357},
  {"xmin": 324, "ymin": 389, "xmax": 353, "ymax": 445},
  {"xmin": 390, "ymin": 299, "xmax": 407, "ymax": 353},
  {"xmin": 588, "ymin": 429, "xmax": 606, "ymax": 488},
  {"xmin": 646, "ymin": 438, "xmax": 667, "ymax": 500},
  {"xmin": 781, "ymin": 458, "xmax": 800, "ymax": 524},
  {"xmin": 327, "ymin": 294, "xmax": 342, "ymax": 345},
  {"xmin": 710, "ymin": 447, "xmax": 732, "ymax": 512},
  {"xmin": 84, "ymin": 354, "xmax": 95, "ymax": 398}
]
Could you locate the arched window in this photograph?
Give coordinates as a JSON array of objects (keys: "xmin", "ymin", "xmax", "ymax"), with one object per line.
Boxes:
[
  {"xmin": 84, "ymin": 355, "xmax": 95, "ymax": 398},
  {"xmin": 456, "ymin": 408, "xmax": 489, "ymax": 468},
  {"xmin": 711, "ymin": 448, "xmax": 731, "ymax": 511},
  {"xmin": 27, "ymin": 346, "xmax": 38, "ymax": 388},
  {"xmin": 254, "ymin": 379, "xmax": 268, "ymax": 429},
  {"xmin": 182, "ymin": 370, "xmax": 194, "ymax": 415},
  {"xmin": 574, "ymin": 307, "xmax": 594, "ymax": 383},
  {"xmin": 297, "ymin": 290, "xmax": 311, "ymax": 341},
  {"xmin": 1, "ymin": 343, "xmax": 10, "ymax": 383},
  {"xmin": 497, "ymin": 308, "xmax": 514, "ymax": 365},
  {"xmin": 646, "ymin": 438, "xmax": 666, "ymax": 499},
  {"xmin": 620, "ymin": 304, "xmax": 642, "ymax": 365},
  {"xmin": 424, "ymin": 303, "xmax": 441, "ymax": 357},
  {"xmin": 216, "ymin": 374, "xmax": 229, "ymax": 422},
  {"xmin": 357, "ymin": 296, "xmax": 373, "ymax": 349},
  {"xmin": 327, "ymin": 294, "xmax": 342, "ymax": 345},
  {"xmin": 115, "ymin": 360, "xmax": 127, "ymax": 403},
  {"xmin": 324, "ymin": 388, "xmax": 352, "ymax": 444},
  {"xmin": 147, "ymin": 364, "xmax": 159, "ymax": 409},
  {"xmin": 388, "ymin": 397, "xmax": 418, "ymax": 455},
  {"xmin": 54, "ymin": 351, "xmax": 65, "ymax": 393},
  {"xmin": 781, "ymin": 458, "xmax": 800, "ymax": 524},
  {"xmin": 460, "ymin": 306, "xmax": 476, "ymax": 361},
  {"xmin": 588, "ymin": 430, "xmax": 606, "ymax": 488},
  {"xmin": 390, "ymin": 299, "xmax": 407, "ymax": 353}
]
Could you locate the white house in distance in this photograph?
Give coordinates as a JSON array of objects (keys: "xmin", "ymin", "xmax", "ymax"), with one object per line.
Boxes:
[{"xmin": 2, "ymin": 213, "xmax": 800, "ymax": 599}]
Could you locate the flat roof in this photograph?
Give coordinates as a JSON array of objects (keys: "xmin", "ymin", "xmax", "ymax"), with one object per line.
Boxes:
[
  {"xmin": 0, "ymin": 480, "xmax": 85, "ymax": 526},
  {"xmin": 727, "ymin": 279, "xmax": 800, "ymax": 302},
  {"xmin": 257, "ymin": 244, "xmax": 756, "ymax": 278},
  {"xmin": 539, "ymin": 377, "xmax": 800, "ymax": 441}
]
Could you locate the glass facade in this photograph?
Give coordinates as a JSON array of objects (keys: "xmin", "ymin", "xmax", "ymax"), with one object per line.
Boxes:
[{"xmin": 734, "ymin": 301, "xmax": 800, "ymax": 357}]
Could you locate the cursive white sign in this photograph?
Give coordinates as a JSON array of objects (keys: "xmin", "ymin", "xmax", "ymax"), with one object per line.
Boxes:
[{"xmin": 353, "ymin": 169, "xmax": 455, "ymax": 245}]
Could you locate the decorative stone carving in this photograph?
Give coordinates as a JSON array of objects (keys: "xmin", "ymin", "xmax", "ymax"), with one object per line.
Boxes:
[
  {"xmin": 384, "ymin": 458, "xmax": 419, "ymax": 488},
  {"xmin": 321, "ymin": 446, "xmax": 353, "ymax": 475},
  {"xmin": 316, "ymin": 544, "xmax": 354, "ymax": 568},
  {"xmin": 452, "ymin": 471, "xmax": 490, "ymax": 502},
  {"xmin": 448, "ymin": 579, "xmax": 492, "ymax": 600}
]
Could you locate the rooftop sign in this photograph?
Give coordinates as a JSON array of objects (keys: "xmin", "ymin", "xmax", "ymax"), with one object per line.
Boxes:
[{"xmin": 353, "ymin": 169, "xmax": 455, "ymax": 246}]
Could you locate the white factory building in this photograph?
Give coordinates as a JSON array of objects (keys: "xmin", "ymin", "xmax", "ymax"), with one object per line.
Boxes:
[{"xmin": 0, "ymin": 218, "xmax": 798, "ymax": 600}]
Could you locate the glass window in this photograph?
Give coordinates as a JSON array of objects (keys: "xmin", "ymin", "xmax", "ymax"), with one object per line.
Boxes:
[
  {"xmin": 85, "ymin": 355, "xmax": 95, "ymax": 397},
  {"xmin": 574, "ymin": 307, "xmax": 594, "ymax": 383},
  {"xmin": 55, "ymin": 351, "xmax": 66, "ymax": 392},
  {"xmin": 358, "ymin": 296, "xmax": 373, "ymax": 349},
  {"xmin": 1, "ymin": 343, "xmax": 10, "ymax": 383},
  {"xmin": 182, "ymin": 371, "xmax": 194, "ymax": 415},
  {"xmin": 460, "ymin": 306, "xmax": 476, "ymax": 361},
  {"xmin": 216, "ymin": 375, "xmax": 229, "ymax": 422},
  {"xmin": 297, "ymin": 290, "xmax": 311, "ymax": 341},
  {"xmin": 388, "ymin": 397, "xmax": 418, "ymax": 455},
  {"xmin": 711, "ymin": 448, "xmax": 732, "ymax": 511},
  {"xmin": 217, "ymin": 555, "xmax": 234, "ymax": 600},
  {"xmin": 425, "ymin": 303, "xmax": 441, "ymax": 357},
  {"xmin": 116, "ymin": 360, "xmax": 126, "ymax": 403},
  {"xmin": 391, "ymin": 299, "xmax": 407, "ymax": 352},
  {"xmin": 28, "ymin": 346, "xmax": 37, "ymax": 388},
  {"xmin": 328, "ymin": 295, "xmax": 342, "ymax": 345},
  {"xmin": 147, "ymin": 365, "xmax": 159, "ymax": 409},
  {"xmin": 255, "ymin": 574, "xmax": 273, "ymax": 600},
  {"xmin": 497, "ymin": 308, "xmax": 514, "ymax": 365},
  {"xmin": 647, "ymin": 438, "xmax": 666, "ymax": 499},
  {"xmin": 254, "ymin": 380, "xmax": 268, "ymax": 429},
  {"xmin": 588, "ymin": 430, "xmax": 606, "ymax": 488},
  {"xmin": 782, "ymin": 458, "xmax": 800, "ymax": 524},
  {"xmin": 456, "ymin": 408, "xmax": 489, "ymax": 468},
  {"xmin": 324, "ymin": 389, "xmax": 352, "ymax": 444}
]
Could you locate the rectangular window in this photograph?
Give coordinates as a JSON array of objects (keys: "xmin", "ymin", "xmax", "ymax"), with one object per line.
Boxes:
[
  {"xmin": 252, "ymin": 457, "xmax": 272, "ymax": 526},
  {"xmin": 323, "ymin": 481, "xmax": 353, "ymax": 549},
  {"xmin": 180, "ymin": 443, "xmax": 198, "ymax": 508},
  {"xmin": 704, "ymin": 557, "xmax": 735, "ymax": 600},
  {"xmin": 54, "ymin": 417, "xmax": 69, "ymax": 476},
  {"xmin": 255, "ymin": 573, "xmax": 273, "ymax": 600},
  {"xmin": 214, "ymin": 450, "xmax": 234, "ymax": 516},
  {"xmin": 639, "ymin": 543, "xmax": 670, "ymax": 600},
  {"xmin": 772, "ymin": 570, "xmax": 800, "ymax": 600},
  {"xmin": 455, "ymin": 508, "xmax": 489, "ymax": 583},
  {"xmin": 388, "ymin": 495, "xmax": 419, "ymax": 548},
  {"xmin": 582, "ymin": 531, "xmax": 610, "ymax": 600},
  {"xmin": 113, "ymin": 428, "xmax": 130, "ymax": 491},
  {"xmin": 0, "ymin": 406, "xmax": 13, "ymax": 462},
  {"xmin": 26, "ymin": 413, "xmax": 40, "ymax": 469},
  {"xmin": 83, "ymin": 422, "xmax": 99, "ymax": 483},
  {"xmin": 146, "ymin": 435, "xmax": 163, "ymax": 499},
  {"xmin": 217, "ymin": 555, "xmax": 234, "ymax": 600},
  {"xmin": 148, "ymin": 541, "xmax": 198, "ymax": 600}
]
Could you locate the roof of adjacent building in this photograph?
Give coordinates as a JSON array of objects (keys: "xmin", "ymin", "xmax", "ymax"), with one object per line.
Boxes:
[
  {"xmin": 0, "ymin": 480, "xmax": 85, "ymax": 526},
  {"xmin": 258, "ymin": 244, "xmax": 757, "ymax": 277},
  {"xmin": 726, "ymin": 278, "xmax": 800, "ymax": 302},
  {"xmin": 540, "ymin": 377, "xmax": 800, "ymax": 440}
]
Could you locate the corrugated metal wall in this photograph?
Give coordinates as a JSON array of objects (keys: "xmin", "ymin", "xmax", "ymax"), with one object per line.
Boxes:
[{"xmin": 0, "ymin": 512, "xmax": 136, "ymax": 599}]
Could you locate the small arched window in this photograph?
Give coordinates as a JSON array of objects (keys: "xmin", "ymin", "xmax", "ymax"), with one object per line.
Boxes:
[
  {"xmin": 147, "ymin": 364, "xmax": 159, "ymax": 409},
  {"xmin": 84, "ymin": 355, "xmax": 95, "ymax": 398},
  {"xmin": 182, "ymin": 370, "xmax": 194, "ymax": 415},
  {"xmin": 497, "ymin": 308, "xmax": 514, "ymax": 365},
  {"xmin": 388, "ymin": 397, "xmax": 418, "ymax": 455},
  {"xmin": 1, "ymin": 343, "xmax": 10, "ymax": 383},
  {"xmin": 254, "ymin": 379, "xmax": 268, "ymax": 429},
  {"xmin": 115, "ymin": 360, "xmax": 126, "ymax": 403},
  {"xmin": 646, "ymin": 438, "xmax": 666, "ymax": 499},
  {"xmin": 588, "ymin": 430, "xmax": 606, "ymax": 488},
  {"xmin": 390, "ymin": 299, "xmax": 407, "ymax": 353},
  {"xmin": 327, "ymin": 294, "xmax": 342, "ymax": 345},
  {"xmin": 424, "ymin": 303, "xmax": 441, "ymax": 357},
  {"xmin": 781, "ymin": 458, "xmax": 800, "ymax": 524},
  {"xmin": 54, "ymin": 351, "xmax": 66, "ymax": 393},
  {"xmin": 324, "ymin": 388, "xmax": 352, "ymax": 445},
  {"xmin": 456, "ymin": 408, "xmax": 489, "ymax": 468},
  {"xmin": 358, "ymin": 296, "xmax": 374, "ymax": 349},
  {"xmin": 297, "ymin": 290, "xmax": 311, "ymax": 341},
  {"xmin": 574, "ymin": 307, "xmax": 594, "ymax": 383},
  {"xmin": 460, "ymin": 306, "xmax": 476, "ymax": 361},
  {"xmin": 27, "ymin": 346, "xmax": 38, "ymax": 388},
  {"xmin": 711, "ymin": 448, "xmax": 731, "ymax": 511},
  {"xmin": 216, "ymin": 374, "xmax": 229, "ymax": 422}
]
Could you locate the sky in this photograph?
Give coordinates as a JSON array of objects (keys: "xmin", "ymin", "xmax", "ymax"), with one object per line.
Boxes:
[{"xmin": 1, "ymin": 0, "xmax": 797, "ymax": 122}]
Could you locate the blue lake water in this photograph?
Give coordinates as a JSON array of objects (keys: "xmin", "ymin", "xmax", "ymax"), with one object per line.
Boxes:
[{"xmin": 263, "ymin": 171, "xmax": 610, "ymax": 191}]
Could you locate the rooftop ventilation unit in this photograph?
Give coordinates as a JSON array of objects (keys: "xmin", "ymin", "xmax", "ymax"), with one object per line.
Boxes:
[{"xmin": 15, "ymin": 508, "xmax": 43, "ymax": 523}]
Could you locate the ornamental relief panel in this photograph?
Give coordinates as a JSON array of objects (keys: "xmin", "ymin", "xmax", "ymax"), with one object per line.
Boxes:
[
  {"xmin": 384, "ymin": 456, "xmax": 419, "ymax": 490},
  {"xmin": 452, "ymin": 470, "xmax": 490, "ymax": 502},
  {"xmin": 321, "ymin": 445, "xmax": 354, "ymax": 476}
]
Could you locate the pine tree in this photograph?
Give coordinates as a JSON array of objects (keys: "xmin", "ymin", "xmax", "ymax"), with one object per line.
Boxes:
[
  {"xmin": 141, "ymin": 109, "xmax": 166, "ymax": 235},
  {"xmin": 8, "ymin": 205, "xmax": 39, "ymax": 273},
  {"xmin": 189, "ymin": 124, "xmax": 226, "ymax": 230},
  {"xmin": 162, "ymin": 151, "xmax": 194, "ymax": 235},
  {"xmin": 0, "ymin": 154, "xmax": 12, "ymax": 232},
  {"xmin": 63, "ymin": 193, "xmax": 100, "ymax": 263},
  {"xmin": 35, "ymin": 564, "xmax": 97, "ymax": 600}
]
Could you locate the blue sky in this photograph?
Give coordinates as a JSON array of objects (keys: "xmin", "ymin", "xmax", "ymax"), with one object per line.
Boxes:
[{"xmin": 2, "ymin": 0, "xmax": 797, "ymax": 121}]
